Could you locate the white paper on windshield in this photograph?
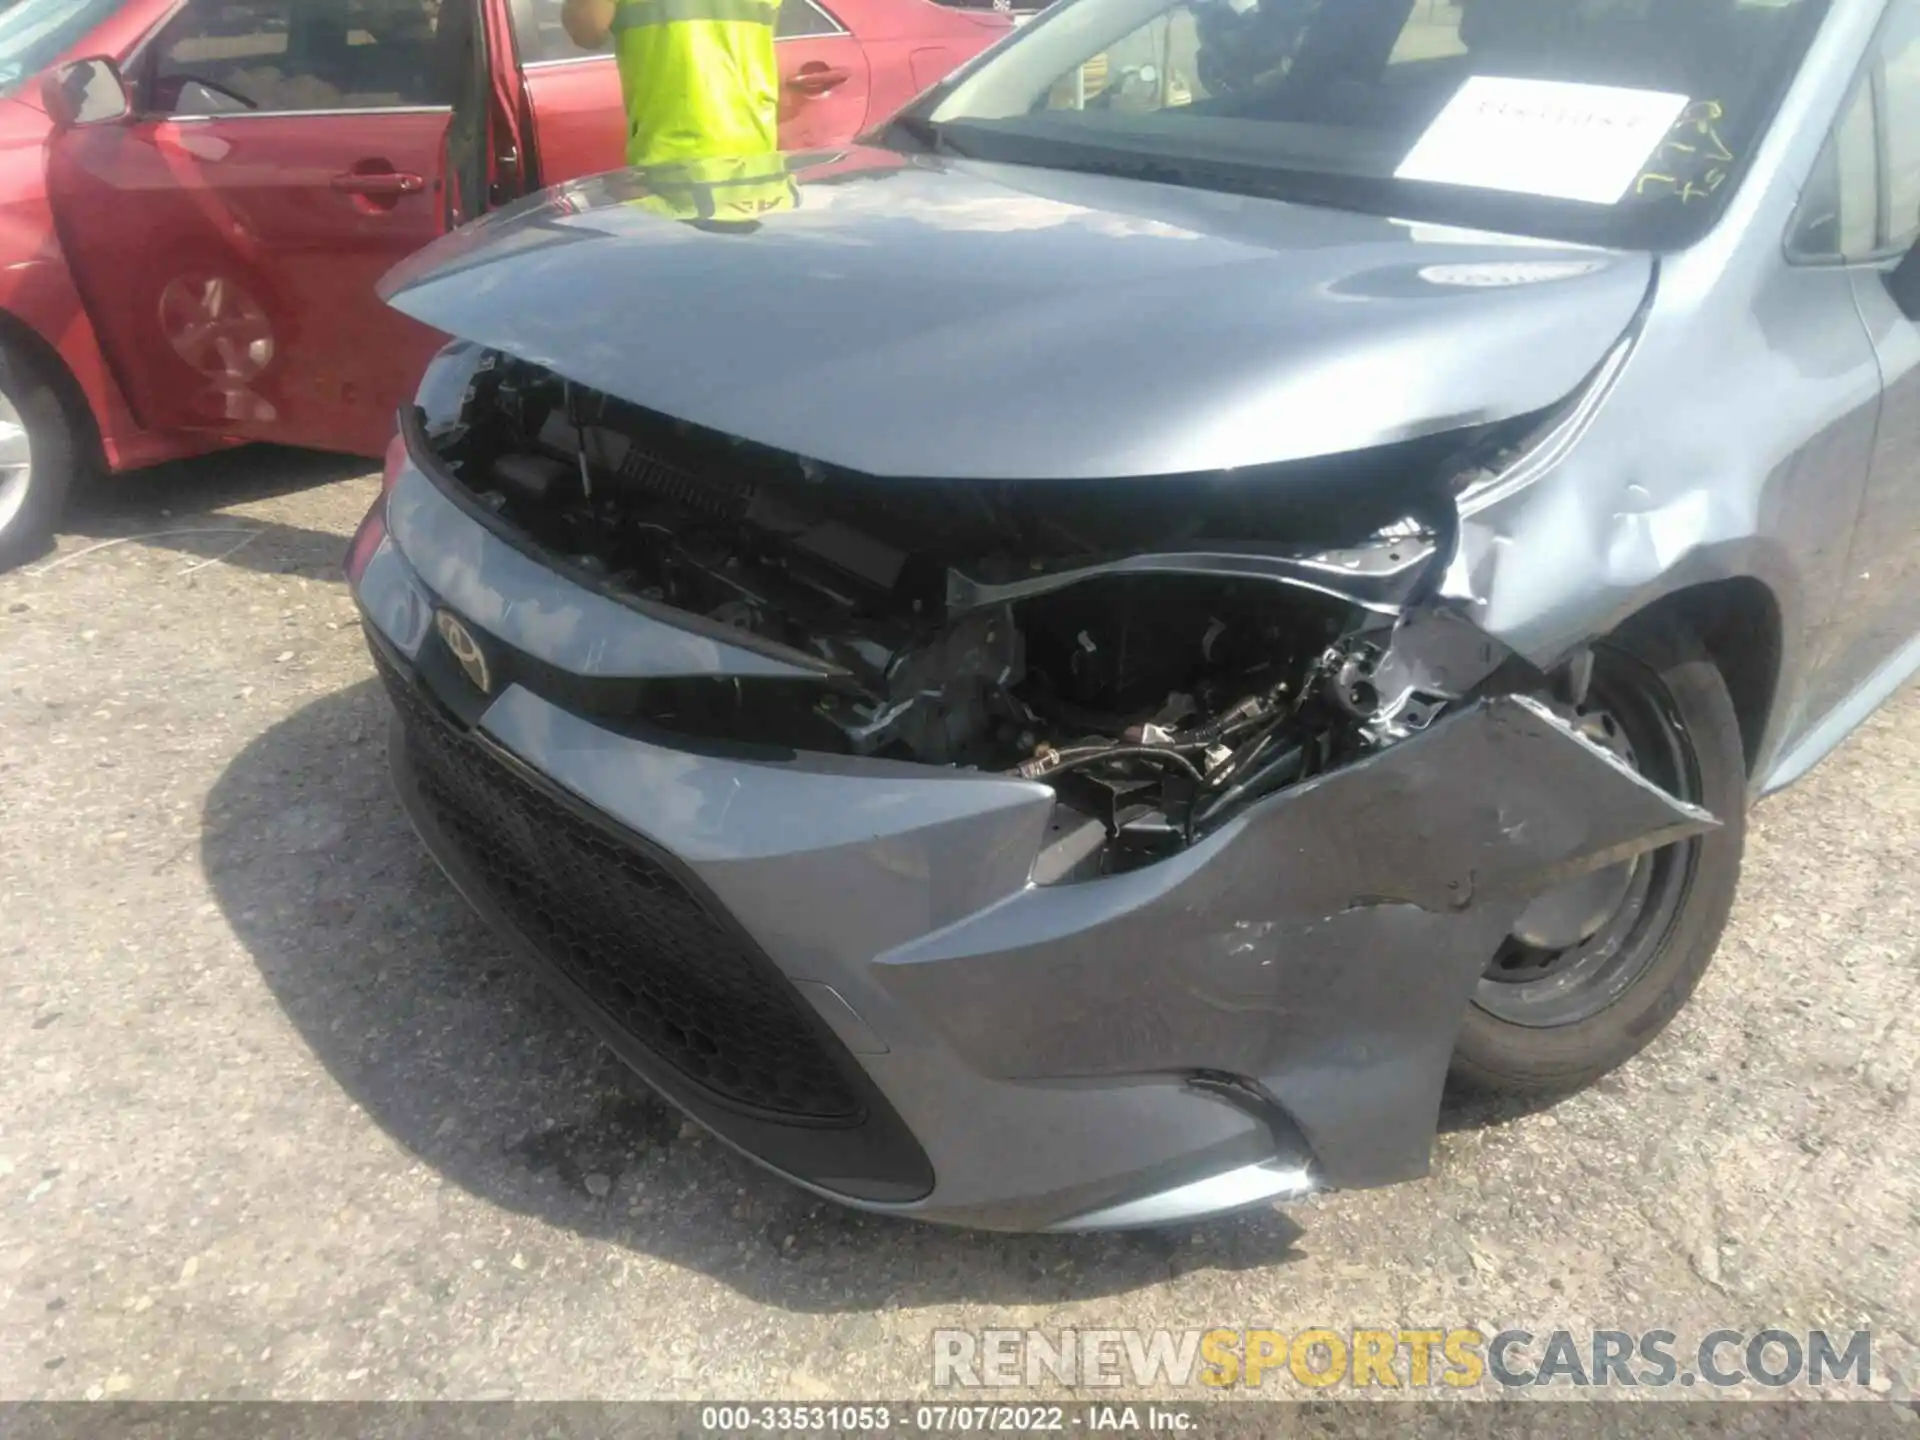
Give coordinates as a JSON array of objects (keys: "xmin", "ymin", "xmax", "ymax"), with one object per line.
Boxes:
[
  {"xmin": 1395, "ymin": 77, "xmax": 1692, "ymax": 205},
  {"xmin": 1397, "ymin": 220, "xmax": 1575, "ymax": 249}
]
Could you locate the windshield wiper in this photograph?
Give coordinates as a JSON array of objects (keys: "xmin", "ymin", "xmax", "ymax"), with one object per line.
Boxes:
[
  {"xmin": 893, "ymin": 120, "xmax": 1396, "ymax": 214},
  {"xmin": 971, "ymin": 136, "xmax": 1274, "ymax": 200},
  {"xmin": 883, "ymin": 113, "xmax": 971, "ymax": 159}
]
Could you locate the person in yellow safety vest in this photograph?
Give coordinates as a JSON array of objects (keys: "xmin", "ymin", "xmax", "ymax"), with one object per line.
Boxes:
[
  {"xmin": 562, "ymin": 0, "xmax": 781, "ymax": 168},
  {"xmin": 602, "ymin": 152, "xmax": 800, "ymax": 231}
]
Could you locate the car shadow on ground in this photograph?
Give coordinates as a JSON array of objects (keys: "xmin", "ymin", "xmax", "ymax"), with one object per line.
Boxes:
[
  {"xmin": 1433, "ymin": 1085, "xmax": 1564, "ymax": 1134},
  {"xmin": 203, "ymin": 679, "xmax": 1310, "ymax": 1311},
  {"xmin": 55, "ymin": 446, "xmax": 369, "ymax": 581}
]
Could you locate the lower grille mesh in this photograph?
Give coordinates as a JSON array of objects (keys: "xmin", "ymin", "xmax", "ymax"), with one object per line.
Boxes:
[{"xmin": 377, "ymin": 651, "xmax": 863, "ymax": 1121}]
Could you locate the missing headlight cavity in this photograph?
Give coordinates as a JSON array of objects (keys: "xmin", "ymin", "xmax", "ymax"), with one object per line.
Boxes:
[{"xmin": 426, "ymin": 352, "xmax": 1533, "ymax": 877}]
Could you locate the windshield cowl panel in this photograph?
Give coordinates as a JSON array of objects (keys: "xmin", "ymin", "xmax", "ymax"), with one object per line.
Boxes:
[{"xmin": 918, "ymin": 0, "xmax": 1833, "ymax": 251}]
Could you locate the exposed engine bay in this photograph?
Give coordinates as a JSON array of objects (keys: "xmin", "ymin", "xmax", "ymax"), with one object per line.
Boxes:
[{"xmin": 422, "ymin": 352, "xmax": 1542, "ymax": 876}]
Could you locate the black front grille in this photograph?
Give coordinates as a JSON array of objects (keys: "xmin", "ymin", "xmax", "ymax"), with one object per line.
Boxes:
[{"xmin": 376, "ymin": 652, "xmax": 863, "ymax": 1122}]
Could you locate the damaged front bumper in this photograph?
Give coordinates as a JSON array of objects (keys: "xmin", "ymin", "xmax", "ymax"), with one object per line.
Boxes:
[{"xmin": 349, "ymin": 454, "xmax": 1714, "ymax": 1233}]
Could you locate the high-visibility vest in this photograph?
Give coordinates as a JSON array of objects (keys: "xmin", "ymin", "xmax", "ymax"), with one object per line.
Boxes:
[
  {"xmin": 611, "ymin": 0, "xmax": 781, "ymax": 168},
  {"xmin": 621, "ymin": 153, "xmax": 800, "ymax": 224}
]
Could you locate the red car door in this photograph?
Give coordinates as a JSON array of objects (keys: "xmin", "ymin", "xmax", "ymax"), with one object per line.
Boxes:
[
  {"xmin": 510, "ymin": 0, "xmax": 872, "ymax": 182},
  {"xmin": 47, "ymin": 0, "xmax": 498, "ymax": 458},
  {"xmin": 775, "ymin": 0, "xmax": 871, "ymax": 151}
]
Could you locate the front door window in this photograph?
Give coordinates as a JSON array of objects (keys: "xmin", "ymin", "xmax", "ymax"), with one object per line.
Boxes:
[{"xmin": 147, "ymin": 0, "xmax": 452, "ymax": 115}]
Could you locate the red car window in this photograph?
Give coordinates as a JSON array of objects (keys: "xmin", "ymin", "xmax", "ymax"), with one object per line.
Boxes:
[
  {"xmin": 777, "ymin": 0, "xmax": 846, "ymax": 39},
  {"xmin": 512, "ymin": 0, "xmax": 845, "ymax": 64},
  {"xmin": 150, "ymin": 0, "xmax": 451, "ymax": 115}
]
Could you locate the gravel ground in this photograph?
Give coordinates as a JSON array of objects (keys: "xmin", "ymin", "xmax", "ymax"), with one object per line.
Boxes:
[{"xmin": 1, "ymin": 452, "xmax": 1916, "ymax": 1406}]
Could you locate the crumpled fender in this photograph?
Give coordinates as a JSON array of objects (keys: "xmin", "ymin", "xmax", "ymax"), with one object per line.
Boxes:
[{"xmin": 874, "ymin": 692, "xmax": 1715, "ymax": 1187}]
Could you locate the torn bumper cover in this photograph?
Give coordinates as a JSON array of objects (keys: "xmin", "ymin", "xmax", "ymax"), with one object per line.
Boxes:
[{"xmin": 350, "ymin": 457, "xmax": 1713, "ymax": 1232}]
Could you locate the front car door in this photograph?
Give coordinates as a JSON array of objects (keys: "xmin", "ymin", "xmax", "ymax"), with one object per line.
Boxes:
[
  {"xmin": 507, "ymin": 0, "xmax": 872, "ymax": 183},
  {"xmin": 1806, "ymin": 0, "xmax": 1920, "ymax": 714},
  {"xmin": 769, "ymin": 0, "xmax": 870, "ymax": 151},
  {"xmin": 46, "ymin": 0, "xmax": 484, "ymax": 457},
  {"xmin": 1841, "ymin": 0, "xmax": 1920, "ymax": 683}
]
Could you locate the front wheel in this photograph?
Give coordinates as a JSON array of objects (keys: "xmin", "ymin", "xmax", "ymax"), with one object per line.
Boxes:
[
  {"xmin": 0, "ymin": 343, "xmax": 81, "ymax": 572},
  {"xmin": 1450, "ymin": 614, "xmax": 1748, "ymax": 1096}
]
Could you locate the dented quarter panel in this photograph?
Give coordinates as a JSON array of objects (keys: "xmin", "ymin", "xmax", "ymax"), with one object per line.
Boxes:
[{"xmin": 1442, "ymin": 0, "xmax": 1899, "ymax": 795}]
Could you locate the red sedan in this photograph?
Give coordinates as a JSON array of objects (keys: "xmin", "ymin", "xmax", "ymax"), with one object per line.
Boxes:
[{"xmin": 0, "ymin": 0, "xmax": 1008, "ymax": 565}]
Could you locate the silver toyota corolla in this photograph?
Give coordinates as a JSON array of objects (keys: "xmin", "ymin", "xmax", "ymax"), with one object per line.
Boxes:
[{"xmin": 347, "ymin": 0, "xmax": 1920, "ymax": 1230}]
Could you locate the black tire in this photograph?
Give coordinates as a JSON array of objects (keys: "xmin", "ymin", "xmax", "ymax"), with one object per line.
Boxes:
[
  {"xmin": 0, "ymin": 341, "xmax": 81, "ymax": 572},
  {"xmin": 1450, "ymin": 613, "xmax": 1748, "ymax": 1095}
]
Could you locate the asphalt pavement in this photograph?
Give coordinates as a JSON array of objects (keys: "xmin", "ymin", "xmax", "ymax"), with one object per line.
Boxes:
[{"xmin": 1, "ymin": 451, "xmax": 1917, "ymax": 1405}]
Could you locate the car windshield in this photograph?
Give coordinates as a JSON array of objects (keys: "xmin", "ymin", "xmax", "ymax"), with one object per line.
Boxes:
[
  {"xmin": 0, "ymin": 0, "xmax": 126, "ymax": 97},
  {"xmin": 913, "ymin": 0, "xmax": 1832, "ymax": 248}
]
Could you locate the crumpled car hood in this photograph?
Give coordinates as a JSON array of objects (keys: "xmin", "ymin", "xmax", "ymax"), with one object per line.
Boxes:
[{"xmin": 381, "ymin": 150, "xmax": 1653, "ymax": 481}]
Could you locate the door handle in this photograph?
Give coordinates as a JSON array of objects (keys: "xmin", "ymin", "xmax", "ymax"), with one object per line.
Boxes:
[
  {"xmin": 332, "ymin": 170, "xmax": 426, "ymax": 197},
  {"xmin": 787, "ymin": 63, "xmax": 851, "ymax": 96}
]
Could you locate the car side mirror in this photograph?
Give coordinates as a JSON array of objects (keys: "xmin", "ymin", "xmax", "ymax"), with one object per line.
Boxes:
[{"xmin": 43, "ymin": 57, "xmax": 131, "ymax": 131}]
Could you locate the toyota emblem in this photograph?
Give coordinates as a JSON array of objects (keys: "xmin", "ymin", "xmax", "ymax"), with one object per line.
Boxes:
[{"xmin": 435, "ymin": 610, "xmax": 493, "ymax": 695}]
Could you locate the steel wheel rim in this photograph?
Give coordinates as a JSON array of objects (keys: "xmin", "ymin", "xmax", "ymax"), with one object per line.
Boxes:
[
  {"xmin": 1472, "ymin": 646, "xmax": 1704, "ymax": 1029},
  {"xmin": 0, "ymin": 388, "xmax": 33, "ymax": 535}
]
